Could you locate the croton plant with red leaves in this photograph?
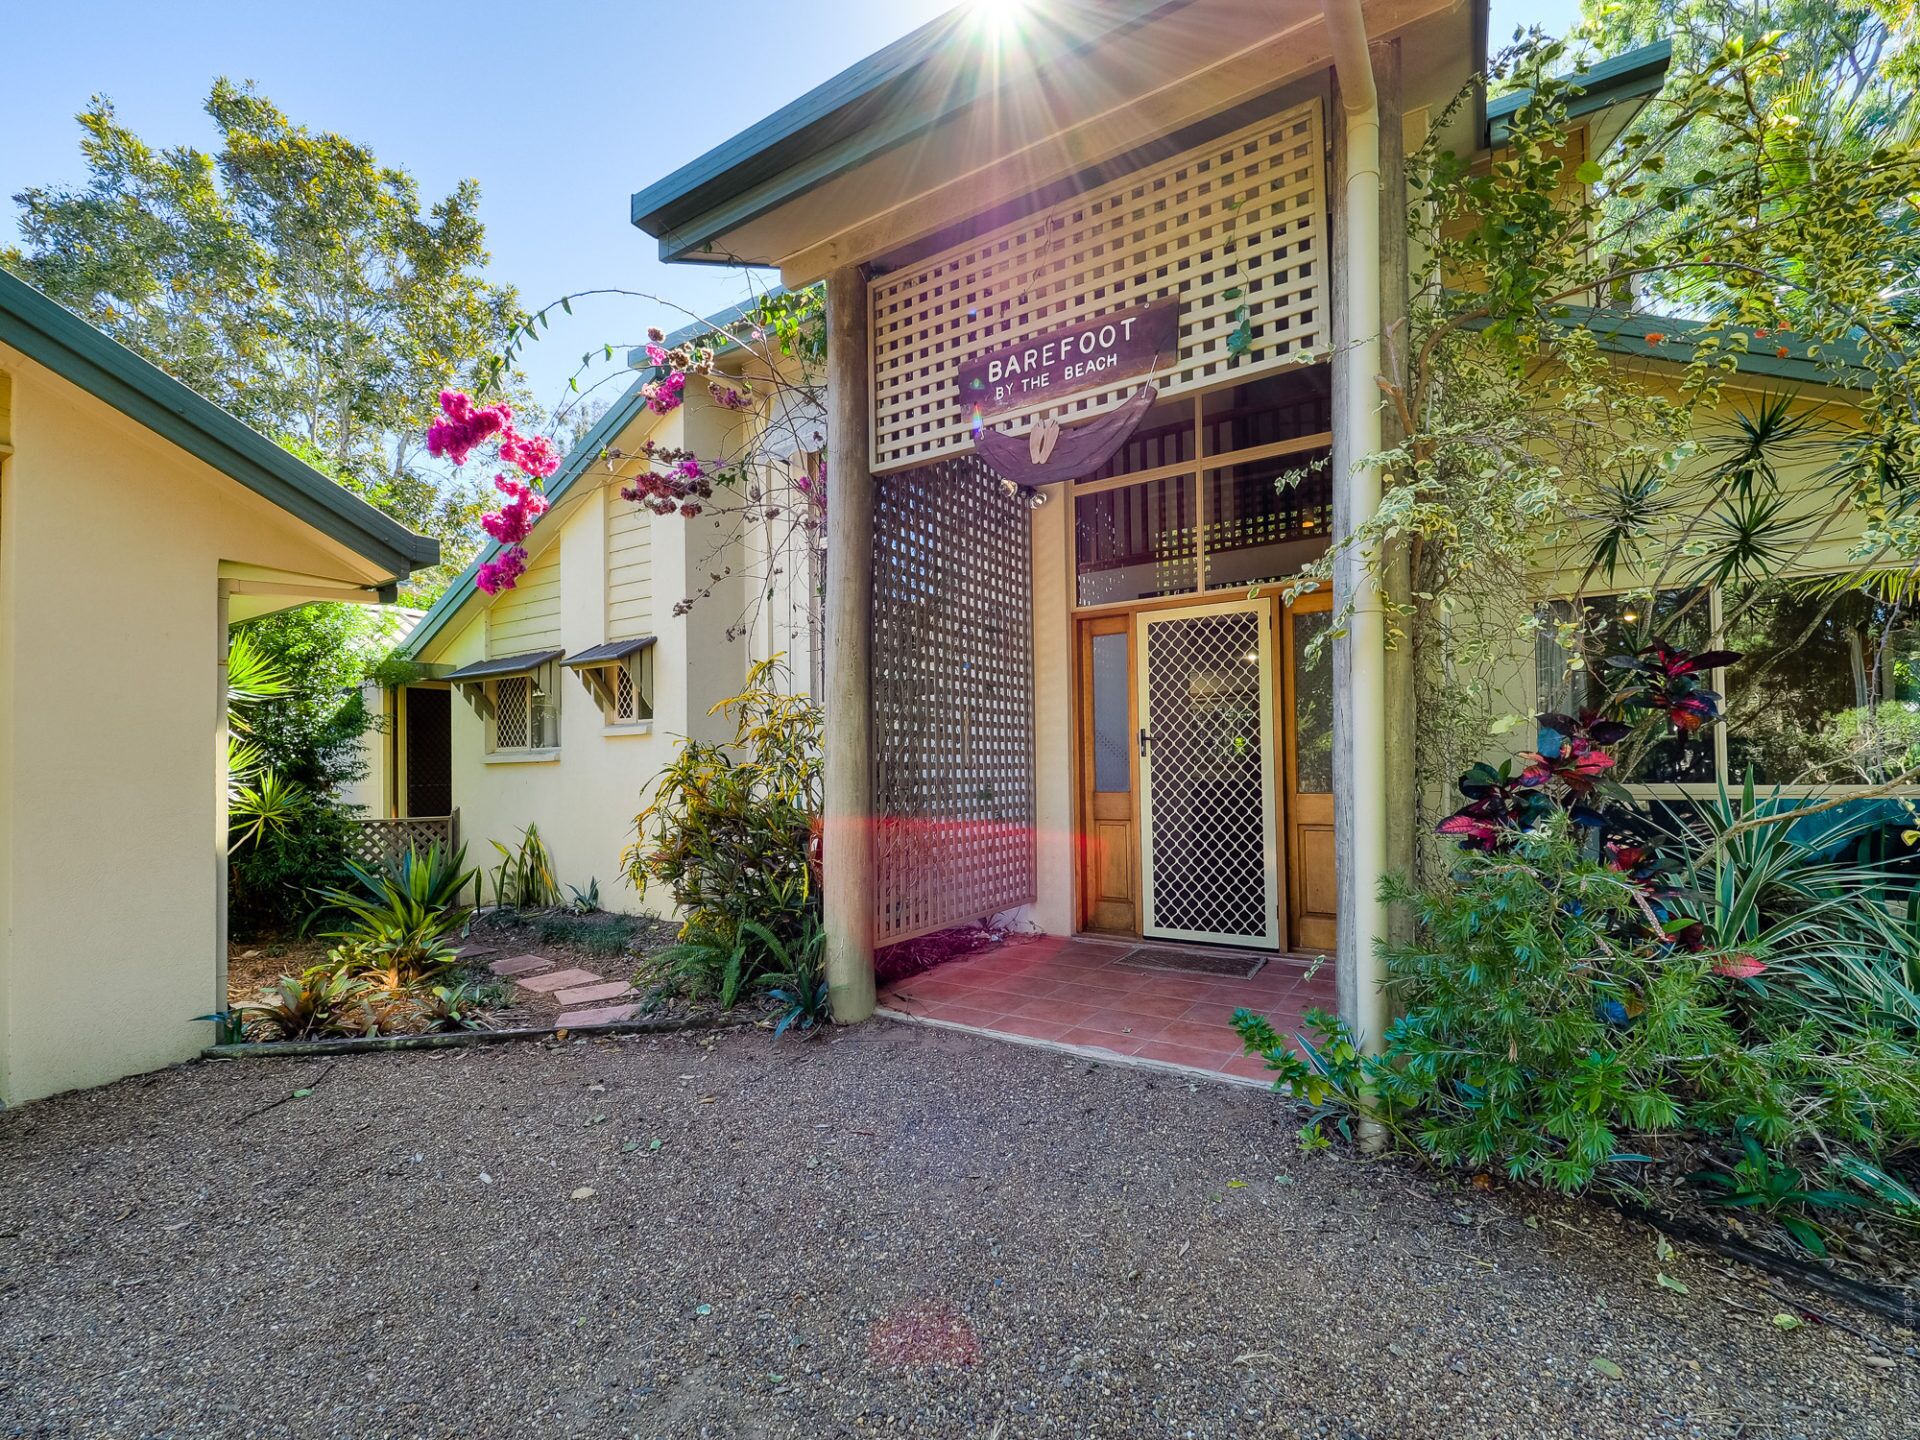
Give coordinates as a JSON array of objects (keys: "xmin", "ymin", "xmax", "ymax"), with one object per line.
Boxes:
[
  {"xmin": 1436, "ymin": 639, "xmax": 1743, "ymax": 958},
  {"xmin": 1606, "ymin": 642, "xmax": 1742, "ymax": 734}
]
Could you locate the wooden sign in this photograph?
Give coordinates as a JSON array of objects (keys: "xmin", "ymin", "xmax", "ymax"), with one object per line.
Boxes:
[{"xmin": 959, "ymin": 300, "xmax": 1180, "ymax": 416}]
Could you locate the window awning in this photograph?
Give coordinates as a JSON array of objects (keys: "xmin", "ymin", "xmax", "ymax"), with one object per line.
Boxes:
[
  {"xmin": 563, "ymin": 637, "xmax": 656, "ymax": 668},
  {"xmin": 443, "ymin": 649, "xmax": 565, "ymax": 683},
  {"xmin": 445, "ymin": 649, "xmax": 564, "ymax": 720}
]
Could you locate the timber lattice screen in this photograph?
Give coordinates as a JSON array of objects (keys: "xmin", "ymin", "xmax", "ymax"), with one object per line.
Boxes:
[
  {"xmin": 868, "ymin": 100, "xmax": 1327, "ymax": 473},
  {"xmin": 871, "ymin": 456, "xmax": 1036, "ymax": 946},
  {"xmin": 344, "ymin": 812, "xmax": 459, "ymax": 872}
]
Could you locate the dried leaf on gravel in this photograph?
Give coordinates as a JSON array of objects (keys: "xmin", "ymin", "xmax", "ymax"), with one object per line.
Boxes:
[
  {"xmin": 1657, "ymin": 1273, "xmax": 1690, "ymax": 1295},
  {"xmin": 571, "ymin": 1186, "xmax": 596, "ymax": 1200}
]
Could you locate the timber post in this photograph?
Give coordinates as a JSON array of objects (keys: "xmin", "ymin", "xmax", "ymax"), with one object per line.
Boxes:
[{"xmin": 822, "ymin": 263, "xmax": 879, "ymax": 1022}]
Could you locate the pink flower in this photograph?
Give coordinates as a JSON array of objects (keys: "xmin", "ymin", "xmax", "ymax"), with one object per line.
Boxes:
[
  {"xmin": 500, "ymin": 430, "xmax": 559, "ymax": 479},
  {"xmin": 475, "ymin": 545, "xmax": 528, "ymax": 595},
  {"xmin": 645, "ymin": 343, "xmax": 669, "ymax": 366},
  {"xmin": 1712, "ymin": 954, "xmax": 1768, "ymax": 980},
  {"xmin": 427, "ymin": 390, "xmax": 513, "ymax": 466}
]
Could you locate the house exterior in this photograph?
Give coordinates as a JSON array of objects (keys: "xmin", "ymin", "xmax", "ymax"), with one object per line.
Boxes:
[
  {"xmin": 0, "ymin": 270, "xmax": 439, "ymax": 1105},
  {"xmin": 388, "ymin": 1, "xmax": 1885, "ymax": 1054},
  {"xmin": 388, "ymin": 325, "xmax": 820, "ymax": 918}
]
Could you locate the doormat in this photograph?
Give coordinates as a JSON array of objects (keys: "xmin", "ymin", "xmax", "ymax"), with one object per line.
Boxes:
[{"xmin": 1109, "ymin": 947, "xmax": 1265, "ymax": 980}]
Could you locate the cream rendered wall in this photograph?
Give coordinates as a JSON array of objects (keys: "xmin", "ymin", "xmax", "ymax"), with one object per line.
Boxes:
[{"xmin": 0, "ymin": 347, "xmax": 395, "ymax": 1105}]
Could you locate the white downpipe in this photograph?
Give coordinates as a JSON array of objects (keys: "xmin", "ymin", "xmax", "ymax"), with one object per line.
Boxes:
[{"xmin": 1323, "ymin": 0, "xmax": 1388, "ymax": 1056}]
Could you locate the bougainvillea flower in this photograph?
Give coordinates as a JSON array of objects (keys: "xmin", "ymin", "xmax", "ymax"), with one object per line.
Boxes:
[
  {"xmin": 499, "ymin": 430, "xmax": 560, "ymax": 479},
  {"xmin": 475, "ymin": 544, "xmax": 528, "ymax": 595},
  {"xmin": 1712, "ymin": 953, "xmax": 1768, "ymax": 980},
  {"xmin": 427, "ymin": 389, "xmax": 513, "ymax": 466}
]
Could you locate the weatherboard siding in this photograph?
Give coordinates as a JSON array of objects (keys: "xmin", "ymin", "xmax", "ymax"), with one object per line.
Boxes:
[
  {"xmin": 606, "ymin": 483, "xmax": 653, "ymax": 639},
  {"xmin": 487, "ymin": 544, "xmax": 561, "ymax": 657}
]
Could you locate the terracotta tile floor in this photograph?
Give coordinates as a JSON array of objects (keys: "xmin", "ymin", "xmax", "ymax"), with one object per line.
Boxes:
[{"xmin": 878, "ymin": 934, "xmax": 1335, "ymax": 1084}]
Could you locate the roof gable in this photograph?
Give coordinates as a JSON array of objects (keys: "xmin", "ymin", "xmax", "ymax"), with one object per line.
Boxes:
[{"xmin": 0, "ymin": 268, "xmax": 438, "ymax": 588}]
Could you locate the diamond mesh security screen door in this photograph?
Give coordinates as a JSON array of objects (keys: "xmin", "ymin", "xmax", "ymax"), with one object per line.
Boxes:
[{"xmin": 1137, "ymin": 600, "xmax": 1279, "ymax": 947}]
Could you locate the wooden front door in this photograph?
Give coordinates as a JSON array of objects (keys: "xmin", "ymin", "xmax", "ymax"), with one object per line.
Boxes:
[
  {"xmin": 1282, "ymin": 592, "xmax": 1337, "ymax": 951},
  {"xmin": 1076, "ymin": 616, "xmax": 1140, "ymax": 933}
]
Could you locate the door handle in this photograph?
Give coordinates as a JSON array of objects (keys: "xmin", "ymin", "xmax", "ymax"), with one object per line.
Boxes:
[{"xmin": 1139, "ymin": 729, "xmax": 1151, "ymax": 757}]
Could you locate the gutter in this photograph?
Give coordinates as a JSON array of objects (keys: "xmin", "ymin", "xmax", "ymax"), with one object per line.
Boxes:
[{"xmin": 1323, "ymin": 0, "xmax": 1388, "ymax": 1067}]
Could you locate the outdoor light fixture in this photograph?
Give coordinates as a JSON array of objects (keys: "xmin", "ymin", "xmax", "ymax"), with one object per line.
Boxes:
[{"xmin": 1000, "ymin": 475, "xmax": 1049, "ymax": 508}]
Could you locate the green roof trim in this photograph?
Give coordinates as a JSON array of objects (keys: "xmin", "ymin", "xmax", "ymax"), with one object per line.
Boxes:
[
  {"xmin": 628, "ymin": 0, "xmax": 1181, "ymax": 264},
  {"xmin": 0, "ymin": 267, "xmax": 438, "ymax": 584},
  {"xmin": 1484, "ymin": 38, "xmax": 1673, "ymax": 146},
  {"xmin": 1544, "ymin": 303, "xmax": 1870, "ymax": 390}
]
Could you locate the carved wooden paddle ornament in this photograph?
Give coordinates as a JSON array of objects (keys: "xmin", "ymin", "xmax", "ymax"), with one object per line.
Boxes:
[{"xmin": 973, "ymin": 382, "xmax": 1159, "ymax": 488}]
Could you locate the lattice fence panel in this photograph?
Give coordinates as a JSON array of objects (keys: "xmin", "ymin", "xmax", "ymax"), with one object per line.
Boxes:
[
  {"xmin": 344, "ymin": 813, "xmax": 459, "ymax": 872},
  {"xmin": 869, "ymin": 101, "xmax": 1326, "ymax": 473},
  {"xmin": 871, "ymin": 455, "xmax": 1036, "ymax": 946}
]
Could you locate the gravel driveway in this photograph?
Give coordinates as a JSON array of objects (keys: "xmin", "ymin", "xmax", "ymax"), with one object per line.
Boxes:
[{"xmin": 1, "ymin": 1021, "xmax": 1913, "ymax": 1438}]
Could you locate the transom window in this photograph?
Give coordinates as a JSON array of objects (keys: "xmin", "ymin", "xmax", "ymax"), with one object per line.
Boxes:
[{"xmin": 1072, "ymin": 366, "xmax": 1332, "ymax": 609}]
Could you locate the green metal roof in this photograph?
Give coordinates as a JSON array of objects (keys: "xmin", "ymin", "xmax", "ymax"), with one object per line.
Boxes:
[
  {"xmin": 1484, "ymin": 38, "xmax": 1672, "ymax": 146},
  {"xmin": 628, "ymin": 0, "xmax": 1185, "ymax": 264},
  {"xmin": 565, "ymin": 636, "xmax": 656, "ymax": 667},
  {"xmin": 1560, "ymin": 304, "xmax": 1870, "ymax": 390},
  {"xmin": 0, "ymin": 267, "xmax": 439, "ymax": 589}
]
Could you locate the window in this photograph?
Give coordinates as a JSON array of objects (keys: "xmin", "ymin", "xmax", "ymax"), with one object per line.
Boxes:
[
  {"xmin": 1203, "ymin": 451, "xmax": 1332, "ymax": 591},
  {"xmin": 1536, "ymin": 578, "xmax": 1920, "ymax": 793},
  {"xmin": 1535, "ymin": 589, "xmax": 1714, "ymax": 783},
  {"xmin": 1072, "ymin": 364, "xmax": 1334, "ymax": 608},
  {"xmin": 1722, "ymin": 583, "xmax": 1920, "ymax": 785},
  {"xmin": 1074, "ymin": 475, "xmax": 1197, "ymax": 605},
  {"xmin": 490, "ymin": 669, "xmax": 558, "ymax": 751},
  {"xmin": 605, "ymin": 650, "xmax": 654, "ymax": 727}
]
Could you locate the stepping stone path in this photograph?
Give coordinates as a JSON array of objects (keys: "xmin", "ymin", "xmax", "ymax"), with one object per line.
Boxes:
[{"xmin": 486, "ymin": 950, "xmax": 641, "ymax": 1028}]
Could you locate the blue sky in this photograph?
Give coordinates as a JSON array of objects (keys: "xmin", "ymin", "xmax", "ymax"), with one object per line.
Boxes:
[{"xmin": 5, "ymin": 0, "xmax": 1582, "ymax": 427}]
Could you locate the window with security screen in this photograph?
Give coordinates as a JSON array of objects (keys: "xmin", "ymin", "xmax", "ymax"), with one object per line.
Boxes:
[
  {"xmin": 489, "ymin": 670, "xmax": 558, "ymax": 751},
  {"xmin": 606, "ymin": 651, "xmax": 654, "ymax": 726}
]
